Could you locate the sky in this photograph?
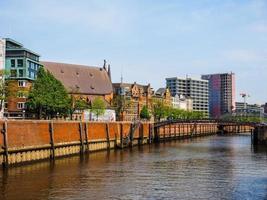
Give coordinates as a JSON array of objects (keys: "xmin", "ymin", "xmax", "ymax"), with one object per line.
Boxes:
[{"xmin": 0, "ymin": 0, "xmax": 267, "ymax": 104}]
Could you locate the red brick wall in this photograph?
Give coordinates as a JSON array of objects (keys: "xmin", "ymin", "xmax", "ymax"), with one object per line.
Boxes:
[{"xmin": 0, "ymin": 121, "xmax": 151, "ymax": 150}]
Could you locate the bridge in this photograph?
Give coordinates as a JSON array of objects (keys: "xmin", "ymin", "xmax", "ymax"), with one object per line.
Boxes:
[{"xmin": 153, "ymin": 119, "xmax": 258, "ymax": 142}]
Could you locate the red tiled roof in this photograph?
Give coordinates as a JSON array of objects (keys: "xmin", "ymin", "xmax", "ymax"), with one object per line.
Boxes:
[{"xmin": 41, "ymin": 61, "xmax": 112, "ymax": 95}]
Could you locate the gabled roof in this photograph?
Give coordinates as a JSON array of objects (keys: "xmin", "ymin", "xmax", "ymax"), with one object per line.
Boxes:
[{"xmin": 41, "ymin": 61, "xmax": 113, "ymax": 95}]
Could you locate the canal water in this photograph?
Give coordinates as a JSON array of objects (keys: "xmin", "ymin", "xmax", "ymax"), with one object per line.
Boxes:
[{"xmin": 1, "ymin": 135, "xmax": 267, "ymax": 200}]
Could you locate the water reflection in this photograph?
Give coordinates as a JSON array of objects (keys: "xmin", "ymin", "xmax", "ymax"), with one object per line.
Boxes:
[{"xmin": 0, "ymin": 136, "xmax": 267, "ymax": 200}]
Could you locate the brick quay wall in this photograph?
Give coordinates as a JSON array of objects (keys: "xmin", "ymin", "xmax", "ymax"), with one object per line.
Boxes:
[{"xmin": 0, "ymin": 121, "xmax": 252, "ymax": 167}]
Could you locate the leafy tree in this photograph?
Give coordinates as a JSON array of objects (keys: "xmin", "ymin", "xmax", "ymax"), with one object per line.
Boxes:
[
  {"xmin": 152, "ymin": 99, "xmax": 169, "ymax": 122},
  {"xmin": 27, "ymin": 67, "xmax": 70, "ymax": 119},
  {"xmin": 140, "ymin": 105, "xmax": 151, "ymax": 120},
  {"xmin": 91, "ymin": 97, "xmax": 106, "ymax": 121},
  {"xmin": 0, "ymin": 70, "xmax": 8, "ymax": 118}
]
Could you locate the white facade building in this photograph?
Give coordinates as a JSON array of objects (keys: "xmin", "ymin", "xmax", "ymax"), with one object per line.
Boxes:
[
  {"xmin": 166, "ymin": 76, "xmax": 209, "ymax": 115},
  {"xmin": 172, "ymin": 94, "xmax": 193, "ymax": 111}
]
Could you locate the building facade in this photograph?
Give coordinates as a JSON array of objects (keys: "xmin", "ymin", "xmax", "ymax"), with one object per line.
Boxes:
[
  {"xmin": 264, "ymin": 103, "xmax": 267, "ymax": 114},
  {"xmin": 41, "ymin": 61, "xmax": 113, "ymax": 120},
  {"xmin": 113, "ymin": 82, "xmax": 153, "ymax": 121},
  {"xmin": 171, "ymin": 94, "xmax": 193, "ymax": 111},
  {"xmin": 166, "ymin": 77, "xmax": 209, "ymax": 115},
  {"xmin": 201, "ymin": 73, "xmax": 235, "ymax": 118},
  {"xmin": 235, "ymin": 102, "xmax": 264, "ymax": 116},
  {"xmin": 3, "ymin": 38, "xmax": 41, "ymax": 118}
]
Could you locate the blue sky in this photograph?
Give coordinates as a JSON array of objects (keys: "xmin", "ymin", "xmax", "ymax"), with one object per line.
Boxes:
[{"xmin": 0, "ymin": 0, "xmax": 267, "ymax": 103}]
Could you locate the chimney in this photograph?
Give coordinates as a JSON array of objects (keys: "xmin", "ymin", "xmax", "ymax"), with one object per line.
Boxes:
[{"xmin": 108, "ymin": 64, "xmax": 111, "ymax": 81}]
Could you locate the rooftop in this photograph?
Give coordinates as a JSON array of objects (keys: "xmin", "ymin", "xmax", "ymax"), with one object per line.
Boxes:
[{"xmin": 41, "ymin": 61, "xmax": 113, "ymax": 95}]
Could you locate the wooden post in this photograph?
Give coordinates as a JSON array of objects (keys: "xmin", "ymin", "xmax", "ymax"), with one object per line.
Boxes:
[
  {"xmin": 164, "ymin": 125, "xmax": 166, "ymax": 141},
  {"xmin": 139, "ymin": 123, "xmax": 144, "ymax": 145},
  {"xmin": 106, "ymin": 123, "xmax": 111, "ymax": 150},
  {"xmin": 79, "ymin": 122, "xmax": 85, "ymax": 154},
  {"xmin": 120, "ymin": 123, "xmax": 124, "ymax": 149},
  {"xmin": 179, "ymin": 124, "xmax": 181, "ymax": 138},
  {"xmin": 174, "ymin": 124, "xmax": 177, "ymax": 139},
  {"xmin": 2, "ymin": 121, "xmax": 8, "ymax": 168},
  {"xmin": 129, "ymin": 123, "xmax": 134, "ymax": 147},
  {"xmin": 84, "ymin": 123, "xmax": 89, "ymax": 152},
  {"xmin": 49, "ymin": 121, "xmax": 55, "ymax": 160},
  {"xmin": 169, "ymin": 124, "xmax": 172, "ymax": 138}
]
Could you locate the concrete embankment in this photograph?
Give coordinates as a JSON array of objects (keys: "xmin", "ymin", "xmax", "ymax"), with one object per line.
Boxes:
[{"xmin": 0, "ymin": 120, "xmax": 252, "ymax": 167}]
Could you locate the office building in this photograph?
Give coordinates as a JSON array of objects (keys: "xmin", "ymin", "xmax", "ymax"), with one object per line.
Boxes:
[{"xmin": 201, "ymin": 73, "xmax": 235, "ymax": 118}]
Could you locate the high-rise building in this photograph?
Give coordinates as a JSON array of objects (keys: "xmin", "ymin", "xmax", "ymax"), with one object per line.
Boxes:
[
  {"xmin": 166, "ymin": 77, "xmax": 209, "ymax": 115},
  {"xmin": 201, "ymin": 73, "xmax": 235, "ymax": 118}
]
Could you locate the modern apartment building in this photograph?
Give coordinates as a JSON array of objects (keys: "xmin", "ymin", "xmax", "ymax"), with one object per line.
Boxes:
[
  {"xmin": 201, "ymin": 73, "xmax": 235, "ymax": 118},
  {"xmin": 166, "ymin": 77, "xmax": 209, "ymax": 115},
  {"xmin": 1, "ymin": 38, "xmax": 41, "ymax": 118},
  {"xmin": 235, "ymin": 102, "xmax": 263, "ymax": 116}
]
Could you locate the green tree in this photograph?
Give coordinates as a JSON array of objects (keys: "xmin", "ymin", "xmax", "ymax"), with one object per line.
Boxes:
[
  {"xmin": 91, "ymin": 97, "xmax": 106, "ymax": 121},
  {"xmin": 140, "ymin": 105, "xmax": 151, "ymax": 120},
  {"xmin": 27, "ymin": 67, "xmax": 70, "ymax": 119},
  {"xmin": 152, "ymin": 99, "xmax": 169, "ymax": 122},
  {"xmin": 0, "ymin": 70, "xmax": 8, "ymax": 117}
]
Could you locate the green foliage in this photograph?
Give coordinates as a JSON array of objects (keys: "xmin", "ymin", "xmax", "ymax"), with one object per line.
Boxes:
[
  {"xmin": 140, "ymin": 105, "xmax": 151, "ymax": 120},
  {"xmin": 221, "ymin": 115, "xmax": 267, "ymax": 123},
  {"xmin": 152, "ymin": 99, "xmax": 169, "ymax": 122},
  {"xmin": 91, "ymin": 97, "xmax": 106, "ymax": 120},
  {"xmin": 166, "ymin": 107, "xmax": 205, "ymax": 120},
  {"xmin": 0, "ymin": 70, "xmax": 8, "ymax": 111},
  {"xmin": 152, "ymin": 98, "xmax": 205, "ymax": 121},
  {"xmin": 27, "ymin": 67, "xmax": 70, "ymax": 119}
]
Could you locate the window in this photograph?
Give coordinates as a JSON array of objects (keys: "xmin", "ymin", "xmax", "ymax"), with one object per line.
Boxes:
[
  {"xmin": 10, "ymin": 69, "xmax": 17, "ymax": 78},
  {"xmin": 11, "ymin": 59, "xmax": 15, "ymax": 68},
  {"xmin": 17, "ymin": 59, "xmax": 23, "ymax": 67},
  {"xmin": 19, "ymin": 69, "xmax": 24, "ymax": 77},
  {"xmin": 18, "ymin": 80, "xmax": 26, "ymax": 87},
  {"xmin": 17, "ymin": 102, "xmax": 25, "ymax": 110}
]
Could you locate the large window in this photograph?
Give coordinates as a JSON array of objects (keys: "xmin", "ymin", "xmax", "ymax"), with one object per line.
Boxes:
[
  {"xmin": 11, "ymin": 59, "xmax": 15, "ymax": 68},
  {"xmin": 18, "ymin": 69, "xmax": 24, "ymax": 77},
  {"xmin": 17, "ymin": 59, "xmax": 23, "ymax": 67}
]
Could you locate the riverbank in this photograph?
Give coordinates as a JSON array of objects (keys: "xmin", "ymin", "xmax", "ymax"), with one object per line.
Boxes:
[{"xmin": 0, "ymin": 120, "xmax": 224, "ymax": 167}]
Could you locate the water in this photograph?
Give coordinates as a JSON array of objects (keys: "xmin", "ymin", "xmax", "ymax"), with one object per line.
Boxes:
[{"xmin": 1, "ymin": 135, "xmax": 267, "ymax": 200}]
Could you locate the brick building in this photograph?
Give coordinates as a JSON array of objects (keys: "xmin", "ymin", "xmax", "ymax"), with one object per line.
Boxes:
[
  {"xmin": 41, "ymin": 61, "xmax": 113, "ymax": 120},
  {"xmin": 113, "ymin": 82, "xmax": 153, "ymax": 121}
]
